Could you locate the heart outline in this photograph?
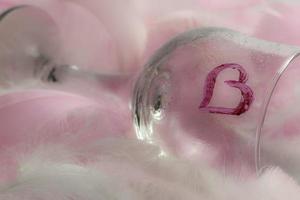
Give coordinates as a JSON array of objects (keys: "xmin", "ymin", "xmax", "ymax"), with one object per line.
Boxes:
[{"xmin": 199, "ymin": 63, "xmax": 254, "ymax": 115}]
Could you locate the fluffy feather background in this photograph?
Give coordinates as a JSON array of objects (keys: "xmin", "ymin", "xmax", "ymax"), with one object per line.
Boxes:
[{"xmin": 0, "ymin": 0, "xmax": 299, "ymax": 199}]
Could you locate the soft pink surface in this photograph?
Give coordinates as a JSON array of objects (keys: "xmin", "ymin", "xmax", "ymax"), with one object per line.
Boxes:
[{"xmin": 0, "ymin": 0, "xmax": 299, "ymax": 183}]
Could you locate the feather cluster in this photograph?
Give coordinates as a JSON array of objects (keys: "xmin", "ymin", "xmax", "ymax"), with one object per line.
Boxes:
[{"xmin": 0, "ymin": 0, "xmax": 298, "ymax": 199}]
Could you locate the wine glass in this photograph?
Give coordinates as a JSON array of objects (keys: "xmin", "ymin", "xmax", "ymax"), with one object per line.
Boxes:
[
  {"xmin": 132, "ymin": 27, "xmax": 300, "ymax": 177},
  {"xmin": 0, "ymin": 5, "xmax": 61, "ymax": 88},
  {"xmin": 0, "ymin": 5, "xmax": 134, "ymax": 100}
]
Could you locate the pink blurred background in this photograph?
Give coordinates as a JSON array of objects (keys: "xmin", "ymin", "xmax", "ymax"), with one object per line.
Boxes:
[{"xmin": 0, "ymin": 0, "xmax": 299, "ymax": 181}]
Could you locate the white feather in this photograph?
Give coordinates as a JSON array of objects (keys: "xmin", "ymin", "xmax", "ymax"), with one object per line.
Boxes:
[{"xmin": 1, "ymin": 138, "xmax": 300, "ymax": 199}]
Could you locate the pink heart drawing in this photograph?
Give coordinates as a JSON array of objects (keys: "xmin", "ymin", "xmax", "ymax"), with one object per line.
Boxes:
[{"xmin": 199, "ymin": 63, "xmax": 254, "ymax": 115}]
